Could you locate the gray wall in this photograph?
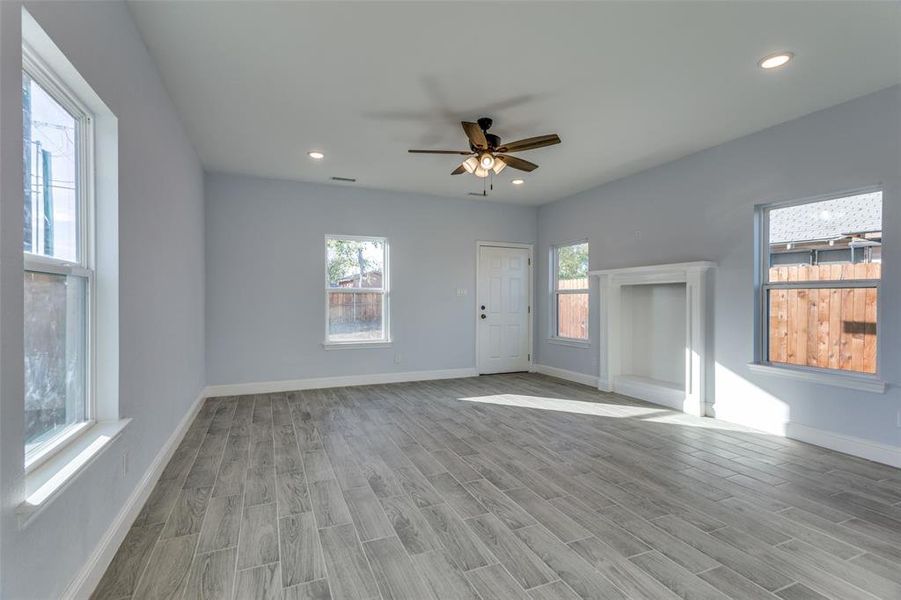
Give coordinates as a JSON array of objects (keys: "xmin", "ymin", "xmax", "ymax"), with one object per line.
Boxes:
[
  {"xmin": 537, "ymin": 85, "xmax": 901, "ymax": 447},
  {"xmin": 0, "ymin": 3, "xmax": 205, "ymax": 598},
  {"xmin": 205, "ymin": 173, "xmax": 537, "ymax": 386}
]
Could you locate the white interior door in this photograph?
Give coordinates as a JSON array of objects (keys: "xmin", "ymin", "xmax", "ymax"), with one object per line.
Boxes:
[{"xmin": 478, "ymin": 245, "xmax": 530, "ymax": 374}]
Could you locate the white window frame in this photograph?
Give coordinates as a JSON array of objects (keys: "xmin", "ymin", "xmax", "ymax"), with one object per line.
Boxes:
[
  {"xmin": 22, "ymin": 45, "xmax": 96, "ymax": 473},
  {"xmin": 752, "ymin": 186, "xmax": 884, "ymax": 393},
  {"xmin": 549, "ymin": 240, "xmax": 590, "ymax": 345},
  {"xmin": 323, "ymin": 234, "xmax": 390, "ymax": 349}
]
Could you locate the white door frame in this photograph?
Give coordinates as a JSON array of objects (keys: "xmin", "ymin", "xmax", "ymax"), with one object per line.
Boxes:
[{"xmin": 475, "ymin": 241, "xmax": 534, "ymax": 374}]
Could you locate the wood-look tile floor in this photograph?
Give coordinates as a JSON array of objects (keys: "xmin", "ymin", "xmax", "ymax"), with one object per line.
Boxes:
[{"xmin": 92, "ymin": 374, "xmax": 901, "ymax": 600}]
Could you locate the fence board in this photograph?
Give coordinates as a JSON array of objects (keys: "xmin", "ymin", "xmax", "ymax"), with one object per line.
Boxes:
[
  {"xmin": 557, "ymin": 293, "xmax": 588, "ymax": 339},
  {"xmin": 817, "ymin": 266, "xmax": 838, "ymax": 367},
  {"xmin": 768, "ymin": 263, "xmax": 878, "ymax": 374}
]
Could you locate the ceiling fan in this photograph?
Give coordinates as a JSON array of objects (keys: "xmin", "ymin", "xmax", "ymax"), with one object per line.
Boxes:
[{"xmin": 408, "ymin": 117, "xmax": 561, "ymax": 178}]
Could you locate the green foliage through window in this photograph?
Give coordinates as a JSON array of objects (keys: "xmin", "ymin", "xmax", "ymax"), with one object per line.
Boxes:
[
  {"xmin": 556, "ymin": 242, "xmax": 588, "ymax": 282},
  {"xmin": 327, "ymin": 238, "xmax": 384, "ymax": 288}
]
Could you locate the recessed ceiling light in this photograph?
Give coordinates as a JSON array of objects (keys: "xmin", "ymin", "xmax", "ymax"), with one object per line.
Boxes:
[
  {"xmin": 758, "ymin": 52, "xmax": 793, "ymax": 70},
  {"xmin": 308, "ymin": 151, "xmax": 325, "ymax": 159},
  {"xmin": 511, "ymin": 179, "xmax": 524, "ymax": 185}
]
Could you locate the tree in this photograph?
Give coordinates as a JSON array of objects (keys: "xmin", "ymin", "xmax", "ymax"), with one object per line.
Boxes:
[
  {"xmin": 557, "ymin": 243, "xmax": 588, "ymax": 282},
  {"xmin": 327, "ymin": 239, "xmax": 382, "ymax": 286}
]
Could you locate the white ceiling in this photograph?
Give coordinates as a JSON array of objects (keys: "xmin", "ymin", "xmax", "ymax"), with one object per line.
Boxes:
[{"xmin": 129, "ymin": 1, "xmax": 900, "ymax": 206}]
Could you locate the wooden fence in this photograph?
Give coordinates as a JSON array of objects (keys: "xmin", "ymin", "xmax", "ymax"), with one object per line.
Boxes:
[
  {"xmin": 768, "ymin": 263, "xmax": 878, "ymax": 373},
  {"xmin": 557, "ymin": 278, "xmax": 589, "ymax": 340},
  {"xmin": 328, "ymin": 292, "xmax": 382, "ymax": 330}
]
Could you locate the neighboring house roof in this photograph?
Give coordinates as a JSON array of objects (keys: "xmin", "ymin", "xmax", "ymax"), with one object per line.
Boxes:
[
  {"xmin": 769, "ymin": 192, "xmax": 882, "ymax": 244},
  {"xmin": 336, "ymin": 270, "xmax": 383, "ymax": 287}
]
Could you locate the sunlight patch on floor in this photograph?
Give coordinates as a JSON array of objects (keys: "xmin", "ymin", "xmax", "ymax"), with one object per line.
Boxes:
[
  {"xmin": 456, "ymin": 393, "xmax": 667, "ymax": 419},
  {"xmin": 458, "ymin": 391, "xmax": 772, "ymax": 436}
]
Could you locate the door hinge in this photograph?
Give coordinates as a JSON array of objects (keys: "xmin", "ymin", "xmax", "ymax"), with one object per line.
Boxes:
[
  {"xmin": 528, "ymin": 353, "xmax": 531, "ymax": 361},
  {"xmin": 528, "ymin": 306, "xmax": 531, "ymax": 313},
  {"xmin": 528, "ymin": 258, "xmax": 531, "ymax": 266}
]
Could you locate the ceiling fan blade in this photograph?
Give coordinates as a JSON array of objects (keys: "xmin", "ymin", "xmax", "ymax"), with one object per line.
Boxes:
[
  {"xmin": 408, "ymin": 149, "xmax": 473, "ymax": 155},
  {"xmin": 451, "ymin": 164, "xmax": 467, "ymax": 175},
  {"xmin": 497, "ymin": 154, "xmax": 538, "ymax": 172},
  {"xmin": 496, "ymin": 134, "xmax": 561, "ymax": 153},
  {"xmin": 462, "ymin": 122, "xmax": 488, "ymax": 149}
]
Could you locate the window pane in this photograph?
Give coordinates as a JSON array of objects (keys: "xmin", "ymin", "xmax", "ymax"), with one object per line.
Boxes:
[
  {"xmin": 24, "ymin": 271, "xmax": 87, "ymax": 453},
  {"xmin": 768, "ymin": 192, "xmax": 881, "ymax": 282},
  {"xmin": 23, "ymin": 72, "xmax": 80, "ymax": 263},
  {"xmin": 767, "ymin": 287, "xmax": 876, "ymax": 374},
  {"xmin": 556, "ymin": 243, "xmax": 588, "ymax": 290},
  {"xmin": 328, "ymin": 292, "xmax": 384, "ymax": 341},
  {"xmin": 556, "ymin": 292, "xmax": 589, "ymax": 340},
  {"xmin": 327, "ymin": 238, "xmax": 384, "ymax": 289}
]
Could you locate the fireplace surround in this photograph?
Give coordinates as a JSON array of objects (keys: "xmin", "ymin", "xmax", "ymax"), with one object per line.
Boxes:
[{"xmin": 590, "ymin": 261, "xmax": 715, "ymax": 416}]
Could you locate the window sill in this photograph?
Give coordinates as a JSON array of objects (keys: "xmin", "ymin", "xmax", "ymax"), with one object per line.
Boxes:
[
  {"xmin": 747, "ymin": 362, "xmax": 885, "ymax": 394},
  {"xmin": 322, "ymin": 340, "xmax": 392, "ymax": 350},
  {"xmin": 25, "ymin": 419, "xmax": 95, "ymax": 474},
  {"xmin": 18, "ymin": 418, "xmax": 131, "ymax": 528},
  {"xmin": 546, "ymin": 337, "xmax": 590, "ymax": 349}
]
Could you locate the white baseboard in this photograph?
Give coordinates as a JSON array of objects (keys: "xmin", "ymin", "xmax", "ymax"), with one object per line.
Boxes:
[
  {"xmin": 205, "ymin": 367, "xmax": 479, "ymax": 398},
  {"xmin": 532, "ymin": 364, "xmax": 598, "ymax": 388},
  {"xmin": 62, "ymin": 389, "xmax": 208, "ymax": 600},
  {"xmin": 786, "ymin": 422, "xmax": 901, "ymax": 469},
  {"xmin": 613, "ymin": 375, "xmax": 685, "ymax": 412}
]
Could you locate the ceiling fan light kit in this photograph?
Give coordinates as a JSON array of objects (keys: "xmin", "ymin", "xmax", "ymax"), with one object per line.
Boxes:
[{"xmin": 408, "ymin": 117, "xmax": 560, "ymax": 193}]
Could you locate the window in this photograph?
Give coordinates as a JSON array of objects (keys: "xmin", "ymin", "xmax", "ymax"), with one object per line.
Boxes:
[
  {"xmin": 325, "ymin": 236, "xmax": 389, "ymax": 345},
  {"xmin": 23, "ymin": 52, "xmax": 94, "ymax": 467},
  {"xmin": 759, "ymin": 190, "xmax": 881, "ymax": 376},
  {"xmin": 551, "ymin": 241, "xmax": 589, "ymax": 341}
]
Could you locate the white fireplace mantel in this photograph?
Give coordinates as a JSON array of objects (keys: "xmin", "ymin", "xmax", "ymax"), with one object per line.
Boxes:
[{"xmin": 589, "ymin": 261, "xmax": 715, "ymax": 416}]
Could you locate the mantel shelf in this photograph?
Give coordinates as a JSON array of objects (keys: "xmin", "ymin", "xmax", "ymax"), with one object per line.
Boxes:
[{"xmin": 589, "ymin": 261, "xmax": 716, "ymax": 277}]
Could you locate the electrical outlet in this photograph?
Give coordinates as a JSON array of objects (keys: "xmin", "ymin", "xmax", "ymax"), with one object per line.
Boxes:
[
  {"xmin": 456, "ymin": 288, "xmax": 467, "ymax": 296},
  {"xmin": 122, "ymin": 450, "xmax": 129, "ymax": 477},
  {"xmin": 897, "ymin": 409, "xmax": 901, "ymax": 428},
  {"xmin": 394, "ymin": 353, "xmax": 402, "ymax": 364}
]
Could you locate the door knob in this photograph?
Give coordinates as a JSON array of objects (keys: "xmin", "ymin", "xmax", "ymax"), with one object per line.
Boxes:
[
  {"xmin": 481, "ymin": 305, "xmax": 486, "ymax": 310},
  {"xmin": 480, "ymin": 314, "xmax": 486, "ymax": 319}
]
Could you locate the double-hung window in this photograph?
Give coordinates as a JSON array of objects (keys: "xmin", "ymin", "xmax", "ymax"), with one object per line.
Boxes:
[
  {"xmin": 23, "ymin": 50, "xmax": 95, "ymax": 468},
  {"xmin": 325, "ymin": 235, "xmax": 389, "ymax": 345},
  {"xmin": 551, "ymin": 241, "xmax": 589, "ymax": 341},
  {"xmin": 758, "ymin": 189, "xmax": 882, "ymax": 378}
]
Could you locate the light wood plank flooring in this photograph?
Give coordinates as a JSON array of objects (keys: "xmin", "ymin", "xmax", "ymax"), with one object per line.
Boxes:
[{"xmin": 93, "ymin": 374, "xmax": 901, "ymax": 600}]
